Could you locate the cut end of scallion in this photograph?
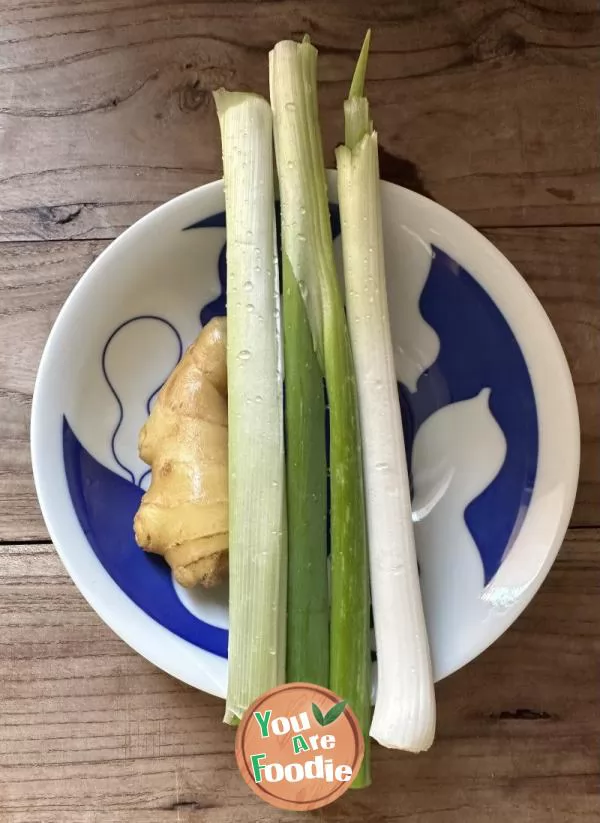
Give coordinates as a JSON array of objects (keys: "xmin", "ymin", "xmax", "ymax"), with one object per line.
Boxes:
[{"xmin": 213, "ymin": 88, "xmax": 267, "ymax": 119}]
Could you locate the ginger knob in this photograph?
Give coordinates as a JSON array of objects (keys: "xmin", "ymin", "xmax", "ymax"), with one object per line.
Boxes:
[{"xmin": 134, "ymin": 317, "xmax": 228, "ymax": 587}]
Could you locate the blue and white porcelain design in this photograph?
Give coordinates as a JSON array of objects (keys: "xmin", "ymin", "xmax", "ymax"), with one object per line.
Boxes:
[{"xmin": 31, "ymin": 177, "xmax": 579, "ymax": 697}]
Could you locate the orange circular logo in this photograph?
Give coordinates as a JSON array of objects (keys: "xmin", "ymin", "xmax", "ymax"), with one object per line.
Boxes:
[{"xmin": 235, "ymin": 682, "xmax": 364, "ymax": 811}]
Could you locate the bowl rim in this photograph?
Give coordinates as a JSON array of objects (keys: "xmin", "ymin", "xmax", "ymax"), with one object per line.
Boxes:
[{"xmin": 31, "ymin": 175, "xmax": 580, "ymax": 695}]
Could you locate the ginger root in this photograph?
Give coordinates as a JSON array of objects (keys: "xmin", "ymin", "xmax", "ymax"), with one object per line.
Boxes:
[{"xmin": 134, "ymin": 317, "xmax": 228, "ymax": 588}]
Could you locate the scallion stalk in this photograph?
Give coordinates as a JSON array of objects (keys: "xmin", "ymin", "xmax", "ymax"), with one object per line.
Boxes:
[
  {"xmin": 271, "ymin": 34, "xmax": 329, "ymax": 688},
  {"xmin": 282, "ymin": 252, "xmax": 329, "ymax": 686},
  {"xmin": 335, "ymin": 33, "xmax": 436, "ymax": 751},
  {"xmin": 270, "ymin": 38, "xmax": 371, "ymax": 786},
  {"xmin": 214, "ymin": 90, "xmax": 287, "ymax": 726}
]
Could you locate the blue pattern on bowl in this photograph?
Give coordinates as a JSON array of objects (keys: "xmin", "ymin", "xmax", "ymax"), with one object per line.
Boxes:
[{"xmin": 62, "ymin": 204, "xmax": 538, "ymax": 655}]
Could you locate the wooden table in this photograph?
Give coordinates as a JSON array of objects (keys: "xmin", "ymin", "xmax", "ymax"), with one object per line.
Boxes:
[{"xmin": 1, "ymin": 1, "xmax": 598, "ymax": 820}]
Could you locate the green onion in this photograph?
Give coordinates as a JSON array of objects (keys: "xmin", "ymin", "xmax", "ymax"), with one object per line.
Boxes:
[
  {"xmin": 270, "ymin": 38, "xmax": 371, "ymax": 786},
  {"xmin": 282, "ymin": 253, "xmax": 329, "ymax": 686},
  {"xmin": 271, "ymin": 34, "xmax": 329, "ymax": 688},
  {"xmin": 336, "ymin": 33, "xmax": 436, "ymax": 751},
  {"xmin": 214, "ymin": 90, "xmax": 287, "ymax": 726}
]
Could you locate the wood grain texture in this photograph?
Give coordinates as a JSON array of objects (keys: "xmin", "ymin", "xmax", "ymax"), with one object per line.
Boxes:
[
  {"xmin": 0, "ymin": 0, "xmax": 599, "ymax": 241},
  {"xmin": 0, "ymin": 530, "xmax": 598, "ymax": 821},
  {"xmin": 0, "ymin": 240, "xmax": 105, "ymax": 539},
  {"xmin": 1, "ymin": 227, "xmax": 597, "ymax": 541}
]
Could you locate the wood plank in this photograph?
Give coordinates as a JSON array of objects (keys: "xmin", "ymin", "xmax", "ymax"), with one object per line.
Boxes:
[
  {"xmin": 0, "ymin": 240, "xmax": 106, "ymax": 540},
  {"xmin": 1, "ymin": 227, "xmax": 596, "ymax": 541},
  {"xmin": 0, "ymin": 530, "xmax": 598, "ymax": 821},
  {"xmin": 1, "ymin": 0, "xmax": 598, "ymax": 240}
]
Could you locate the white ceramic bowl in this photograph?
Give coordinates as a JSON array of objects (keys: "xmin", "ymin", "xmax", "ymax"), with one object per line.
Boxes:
[{"xmin": 31, "ymin": 176, "xmax": 580, "ymax": 698}]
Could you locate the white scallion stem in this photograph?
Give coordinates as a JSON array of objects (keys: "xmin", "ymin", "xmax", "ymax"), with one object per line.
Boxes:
[
  {"xmin": 214, "ymin": 90, "xmax": 287, "ymax": 726},
  {"xmin": 335, "ymin": 34, "xmax": 436, "ymax": 752}
]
